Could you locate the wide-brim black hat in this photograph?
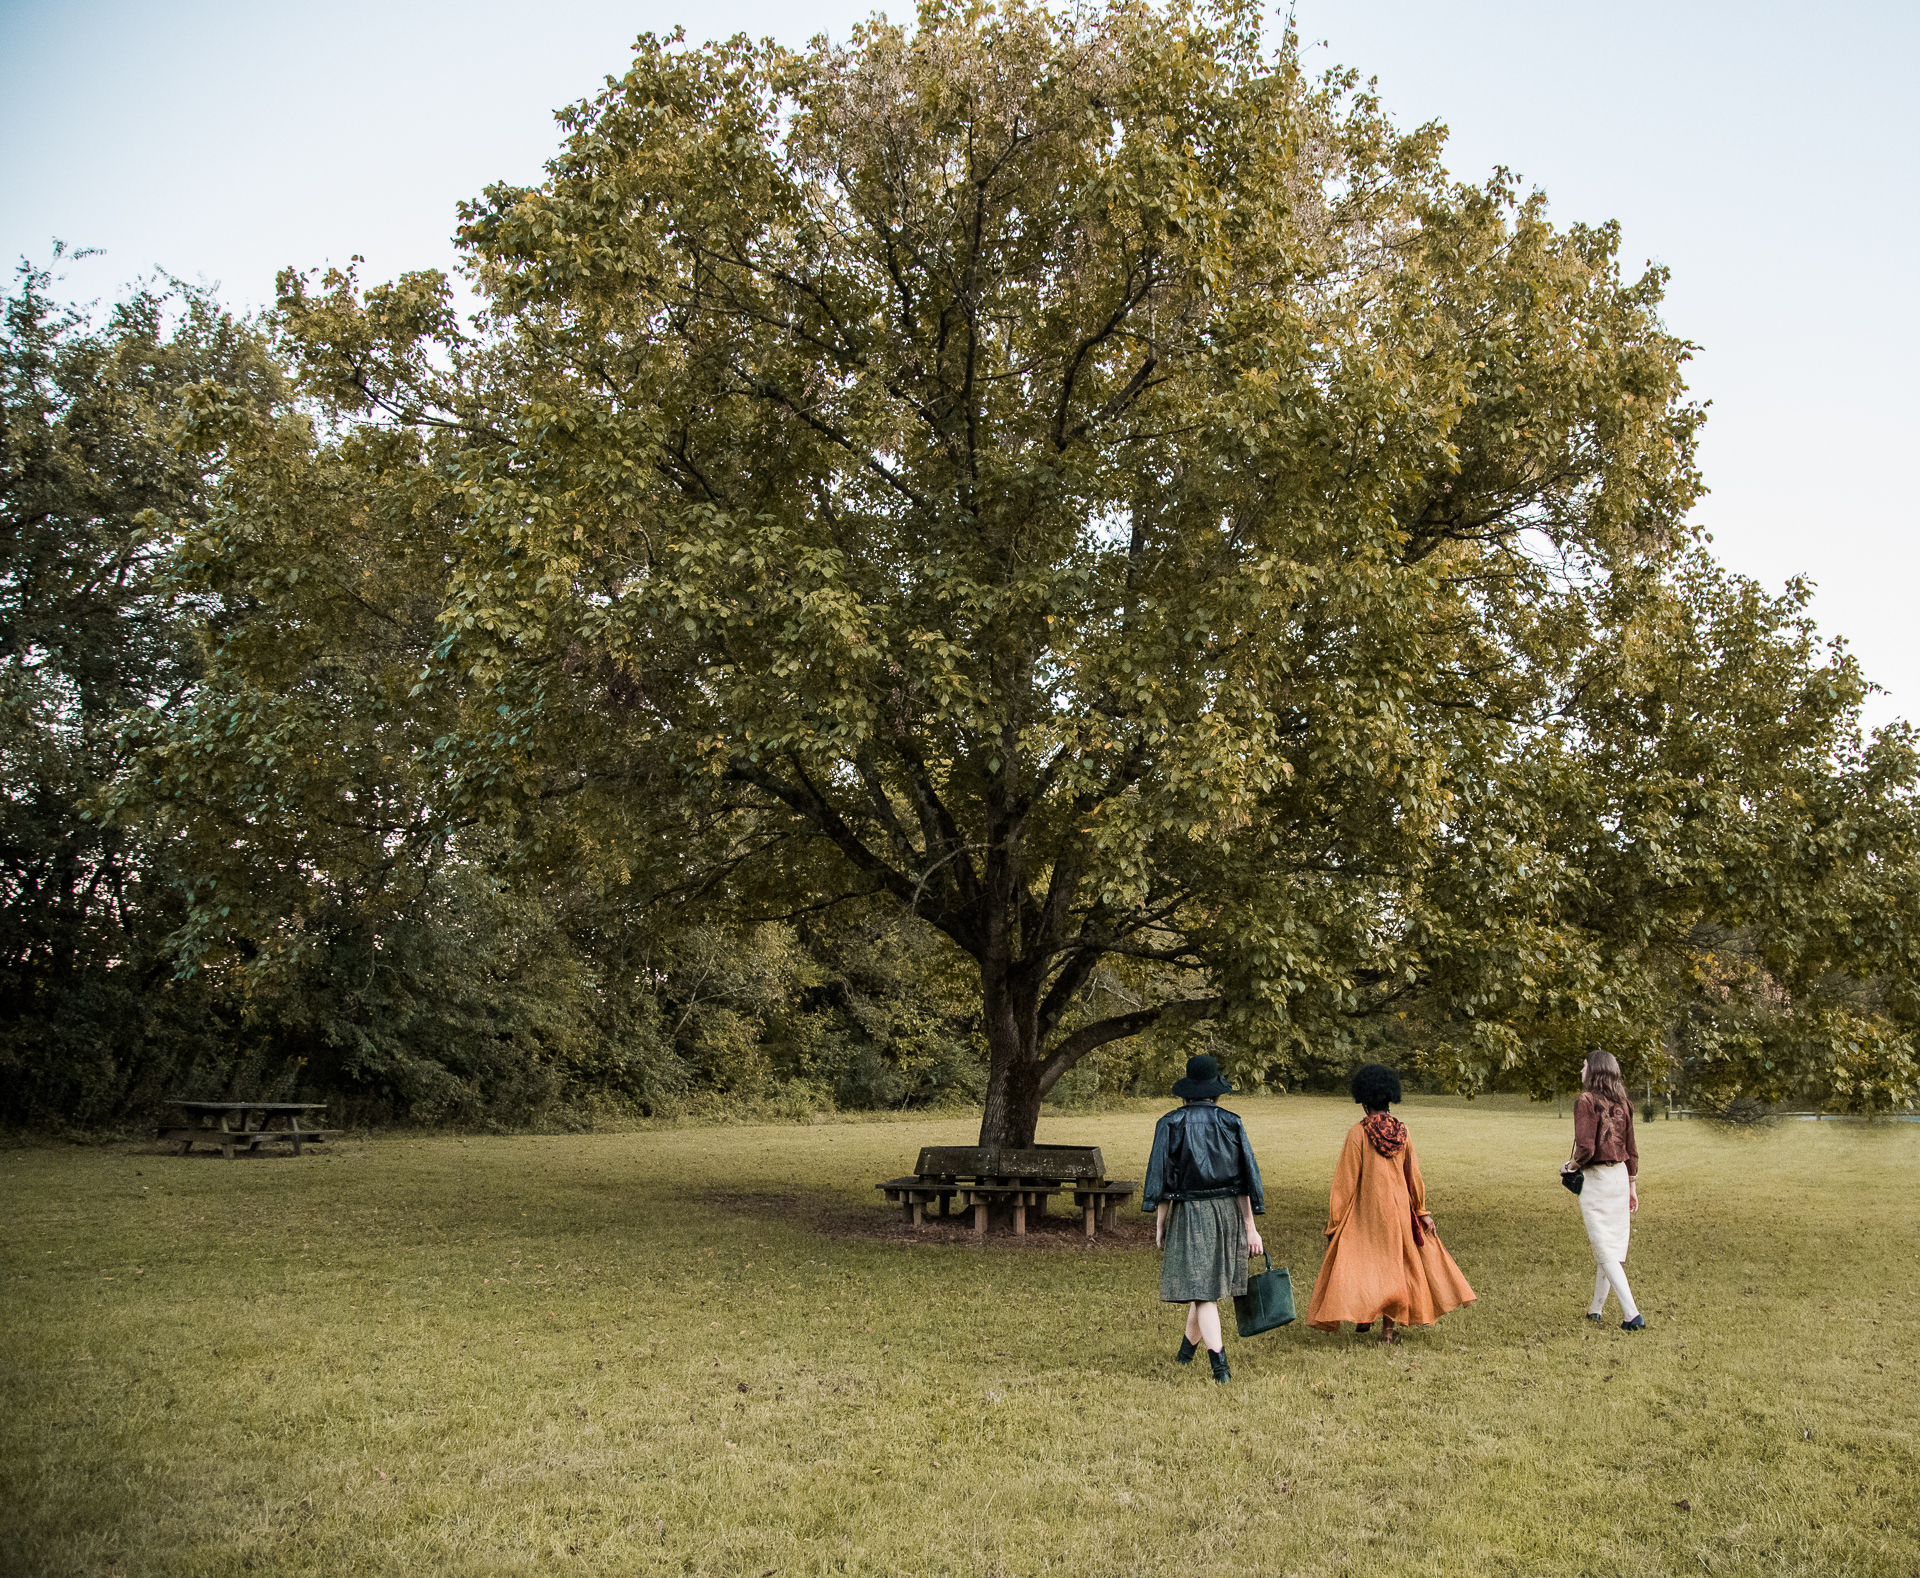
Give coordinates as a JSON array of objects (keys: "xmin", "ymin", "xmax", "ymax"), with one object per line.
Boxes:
[{"xmin": 1171, "ymin": 1053, "xmax": 1232, "ymax": 1100}]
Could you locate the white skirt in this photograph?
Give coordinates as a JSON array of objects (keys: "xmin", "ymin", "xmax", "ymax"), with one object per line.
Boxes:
[{"xmin": 1579, "ymin": 1162, "xmax": 1631, "ymax": 1264}]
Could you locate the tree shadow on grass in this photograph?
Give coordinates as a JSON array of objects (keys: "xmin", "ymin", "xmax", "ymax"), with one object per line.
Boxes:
[
  {"xmin": 127, "ymin": 1138, "xmax": 360, "ymax": 1161},
  {"xmin": 695, "ymin": 1185, "xmax": 1158, "ymax": 1252}
]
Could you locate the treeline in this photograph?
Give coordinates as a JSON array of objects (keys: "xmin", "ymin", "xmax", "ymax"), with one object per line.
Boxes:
[{"xmin": 5, "ymin": 235, "xmax": 1916, "ymax": 1131}]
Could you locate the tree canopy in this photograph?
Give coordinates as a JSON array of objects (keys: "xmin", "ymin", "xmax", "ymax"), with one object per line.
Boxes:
[{"xmin": 85, "ymin": 0, "xmax": 1920, "ymax": 1138}]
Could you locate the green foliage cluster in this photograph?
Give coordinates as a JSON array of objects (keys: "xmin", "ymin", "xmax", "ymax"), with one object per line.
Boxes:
[{"xmin": 0, "ymin": 254, "xmax": 268, "ymax": 1124}]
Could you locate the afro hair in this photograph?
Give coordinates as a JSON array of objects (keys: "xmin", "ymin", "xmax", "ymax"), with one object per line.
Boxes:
[{"xmin": 1350, "ymin": 1063, "xmax": 1403, "ymax": 1112}]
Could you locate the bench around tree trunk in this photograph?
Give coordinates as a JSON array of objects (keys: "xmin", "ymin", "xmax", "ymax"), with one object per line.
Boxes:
[{"xmin": 877, "ymin": 1175, "xmax": 1136, "ymax": 1238}]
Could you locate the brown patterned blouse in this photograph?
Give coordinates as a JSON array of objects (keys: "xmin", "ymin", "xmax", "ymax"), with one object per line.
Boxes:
[{"xmin": 1572, "ymin": 1092, "xmax": 1639, "ymax": 1178}]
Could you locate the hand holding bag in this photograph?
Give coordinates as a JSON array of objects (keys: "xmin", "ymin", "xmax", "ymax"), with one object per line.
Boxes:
[
  {"xmin": 1233, "ymin": 1251, "xmax": 1296, "ymax": 1336},
  {"xmin": 1559, "ymin": 1134, "xmax": 1584, "ymax": 1195}
]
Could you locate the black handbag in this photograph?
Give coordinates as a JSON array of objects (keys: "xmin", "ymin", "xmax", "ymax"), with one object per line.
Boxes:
[
  {"xmin": 1233, "ymin": 1251, "xmax": 1296, "ymax": 1336},
  {"xmin": 1559, "ymin": 1136, "xmax": 1584, "ymax": 1195}
]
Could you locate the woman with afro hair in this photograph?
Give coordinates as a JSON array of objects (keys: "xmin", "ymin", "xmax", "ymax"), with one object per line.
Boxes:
[{"xmin": 1305, "ymin": 1064, "xmax": 1476, "ymax": 1342}]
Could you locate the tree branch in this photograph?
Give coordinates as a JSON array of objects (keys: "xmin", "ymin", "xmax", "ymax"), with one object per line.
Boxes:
[
  {"xmin": 721, "ymin": 755, "xmax": 918, "ymax": 911},
  {"xmin": 1035, "ymin": 994, "xmax": 1223, "ymax": 1095},
  {"xmin": 890, "ymin": 733, "xmax": 982, "ymax": 910}
]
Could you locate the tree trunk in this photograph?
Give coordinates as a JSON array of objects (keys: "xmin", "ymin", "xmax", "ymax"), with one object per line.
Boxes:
[{"xmin": 977, "ymin": 964, "xmax": 1044, "ymax": 1149}]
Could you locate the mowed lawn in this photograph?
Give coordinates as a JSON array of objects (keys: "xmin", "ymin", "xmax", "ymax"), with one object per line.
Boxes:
[{"xmin": 3, "ymin": 1096, "xmax": 1916, "ymax": 1578}]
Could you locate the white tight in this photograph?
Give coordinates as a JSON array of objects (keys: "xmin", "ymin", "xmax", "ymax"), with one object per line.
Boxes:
[{"xmin": 1589, "ymin": 1258, "xmax": 1640, "ymax": 1322}]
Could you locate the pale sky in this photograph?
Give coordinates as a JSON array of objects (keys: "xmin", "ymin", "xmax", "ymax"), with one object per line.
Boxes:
[{"xmin": 4, "ymin": 0, "xmax": 1914, "ymax": 732}]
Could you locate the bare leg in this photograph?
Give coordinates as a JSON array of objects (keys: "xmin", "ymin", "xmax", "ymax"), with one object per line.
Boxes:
[
  {"xmin": 1193, "ymin": 1301, "xmax": 1224, "ymax": 1353},
  {"xmin": 1185, "ymin": 1303, "xmax": 1203, "ymax": 1344}
]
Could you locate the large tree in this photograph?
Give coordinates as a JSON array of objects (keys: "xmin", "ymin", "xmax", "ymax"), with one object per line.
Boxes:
[{"xmin": 202, "ymin": 0, "xmax": 1917, "ymax": 1141}]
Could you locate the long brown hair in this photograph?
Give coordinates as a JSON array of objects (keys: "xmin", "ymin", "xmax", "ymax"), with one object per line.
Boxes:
[{"xmin": 1582, "ymin": 1049, "xmax": 1631, "ymax": 1143}]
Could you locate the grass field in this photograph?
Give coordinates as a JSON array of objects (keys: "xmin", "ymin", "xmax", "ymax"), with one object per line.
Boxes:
[{"xmin": 3, "ymin": 1096, "xmax": 1917, "ymax": 1577}]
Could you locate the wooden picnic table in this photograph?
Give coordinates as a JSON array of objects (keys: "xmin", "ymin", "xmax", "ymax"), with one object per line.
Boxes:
[
  {"xmin": 877, "ymin": 1145, "xmax": 1136, "ymax": 1240},
  {"xmin": 161, "ymin": 1101, "xmax": 340, "ymax": 1159}
]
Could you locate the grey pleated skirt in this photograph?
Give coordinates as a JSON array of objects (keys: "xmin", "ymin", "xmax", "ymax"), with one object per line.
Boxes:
[{"xmin": 1158, "ymin": 1196, "xmax": 1250, "ymax": 1303}]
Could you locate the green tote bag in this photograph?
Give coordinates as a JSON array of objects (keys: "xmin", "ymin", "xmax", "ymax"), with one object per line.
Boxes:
[{"xmin": 1233, "ymin": 1251, "xmax": 1297, "ymax": 1337}]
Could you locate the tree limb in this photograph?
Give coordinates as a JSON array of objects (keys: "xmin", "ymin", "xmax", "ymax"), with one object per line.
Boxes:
[{"xmin": 1035, "ymin": 994, "xmax": 1223, "ymax": 1095}]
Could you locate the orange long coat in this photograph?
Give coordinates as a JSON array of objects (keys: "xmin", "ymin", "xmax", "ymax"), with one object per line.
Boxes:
[{"xmin": 1305, "ymin": 1121, "xmax": 1476, "ymax": 1331}]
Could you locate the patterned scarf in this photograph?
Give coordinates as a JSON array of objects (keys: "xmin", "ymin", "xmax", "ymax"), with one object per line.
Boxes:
[{"xmin": 1361, "ymin": 1111, "xmax": 1407, "ymax": 1158}]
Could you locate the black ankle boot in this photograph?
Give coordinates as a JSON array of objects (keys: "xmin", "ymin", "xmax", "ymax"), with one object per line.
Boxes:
[
  {"xmin": 1208, "ymin": 1348, "xmax": 1230, "ymax": 1383},
  {"xmin": 1176, "ymin": 1336, "xmax": 1198, "ymax": 1364}
]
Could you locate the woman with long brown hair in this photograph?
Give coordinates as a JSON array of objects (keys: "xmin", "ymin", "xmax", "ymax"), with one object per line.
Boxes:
[{"xmin": 1572, "ymin": 1049, "xmax": 1645, "ymax": 1330}]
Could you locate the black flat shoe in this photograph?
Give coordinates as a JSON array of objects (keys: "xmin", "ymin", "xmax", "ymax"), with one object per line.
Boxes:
[
  {"xmin": 1585, "ymin": 1313, "xmax": 1606, "ymax": 1324},
  {"xmin": 1176, "ymin": 1336, "xmax": 1198, "ymax": 1364},
  {"xmin": 1621, "ymin": 1315, "xmax": 1646, "ymax": 1332},
  {"xmin": 1208, "ymin": 1348, "xmax": 1231, "ymax": 1383}
]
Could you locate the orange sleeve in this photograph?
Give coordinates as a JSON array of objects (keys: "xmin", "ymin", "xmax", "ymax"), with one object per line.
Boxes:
[
  {"xmin": 1325, "ymin": 1127, "xmax": 1363, "ymax": 1237},
  {"xmin": 1403, "ymin": 1136, "xmax": 1429, "ymax": 1215}
]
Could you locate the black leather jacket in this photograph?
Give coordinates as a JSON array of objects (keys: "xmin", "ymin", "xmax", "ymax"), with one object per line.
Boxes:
[{"xmin": 1142, "ymin": 1101, "xmax": 1264, "ymax": 1213}]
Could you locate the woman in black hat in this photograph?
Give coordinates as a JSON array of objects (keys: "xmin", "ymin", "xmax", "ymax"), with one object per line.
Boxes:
[{"xmin": 1142, "ymin": 1053, "xmax": 1266, "ymax": 1383}]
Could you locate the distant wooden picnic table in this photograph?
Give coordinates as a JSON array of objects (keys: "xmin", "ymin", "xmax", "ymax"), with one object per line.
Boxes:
[
  {"xmin": 878, "ymin": 1145, "xmax": 1135, "ymax": 1239},
  {"xmin": 162, "ymin": 1101, "xmax": 340, "ymax": 1158}
]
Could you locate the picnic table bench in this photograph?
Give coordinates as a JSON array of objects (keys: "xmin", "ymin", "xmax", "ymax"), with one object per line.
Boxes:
[
  {"xmin": 878, "ymin": 1145, "xmax": 1136, "ymax": 1239},
  {"xmin": 161, "ymin": 1101, "xmax": 340, "ymax": 1158}
]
